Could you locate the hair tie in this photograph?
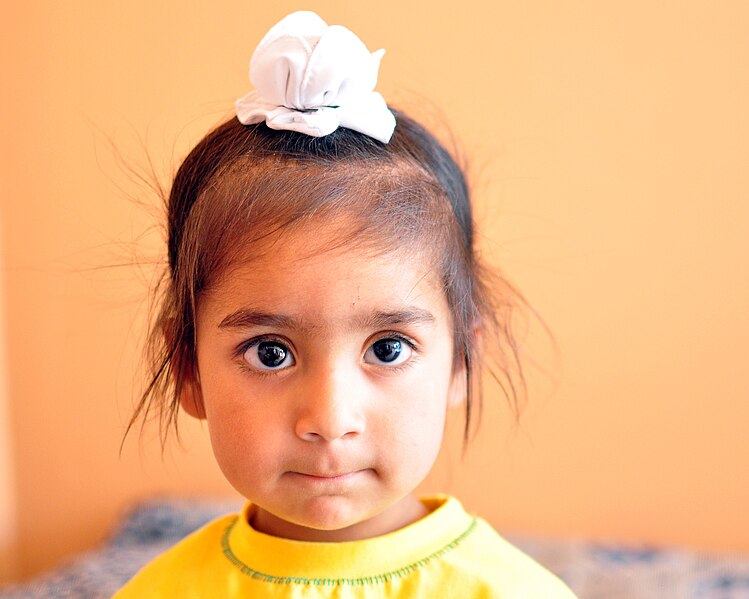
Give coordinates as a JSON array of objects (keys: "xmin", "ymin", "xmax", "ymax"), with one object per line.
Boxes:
[{"xmin": 235, "ymin": 11, "xmax": 396, "ymax": 144}]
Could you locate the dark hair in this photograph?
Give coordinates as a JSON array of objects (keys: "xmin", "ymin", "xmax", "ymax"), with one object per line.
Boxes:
[{"xmin": 128, "ymin": 108, "xmax": 526, "ymax": 445}]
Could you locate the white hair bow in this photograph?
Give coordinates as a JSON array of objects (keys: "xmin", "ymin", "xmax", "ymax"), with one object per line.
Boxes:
[{"xmin": 235, "ymin": 11, "xmax": 396, "ymax": 143}]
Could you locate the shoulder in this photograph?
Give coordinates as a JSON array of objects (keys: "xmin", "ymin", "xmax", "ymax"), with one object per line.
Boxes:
[
  {"xmin": 434, "ymin": 517, "xmax": 577, "ymax": 598},
  {"xmin": 113, "ymin": 513, "xmax": 237, "ymax": 598}
]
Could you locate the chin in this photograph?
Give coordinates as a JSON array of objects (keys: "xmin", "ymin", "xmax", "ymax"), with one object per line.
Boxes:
[{"xmin": 294, "ymin": 495, "xmax": 367, "ymax": 531}]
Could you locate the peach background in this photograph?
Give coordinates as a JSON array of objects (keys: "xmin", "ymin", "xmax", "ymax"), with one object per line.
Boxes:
[{"xmin": 2, "ymin": 0, "xmax": 748, "ymax": 584}]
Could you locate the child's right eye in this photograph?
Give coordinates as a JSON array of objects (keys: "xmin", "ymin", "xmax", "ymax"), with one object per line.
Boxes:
[{"xmin": 243, "ymin": 339, "xmax": 296, "ymax": 371}]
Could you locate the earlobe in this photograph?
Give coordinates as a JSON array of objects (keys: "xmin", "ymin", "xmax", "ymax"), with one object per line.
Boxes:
[{"xmin": 179, "ymin": 378, "xmax": 206, "ymax": 420}]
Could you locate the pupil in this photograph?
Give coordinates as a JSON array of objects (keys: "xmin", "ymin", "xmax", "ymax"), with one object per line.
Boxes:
[
  {"xmin": 258, "ymin": 342, "xmax": 286, "ymax": 367},
  {"xmin": 373, "ymin": 339, "xmax": 401, "ymax": 363}
]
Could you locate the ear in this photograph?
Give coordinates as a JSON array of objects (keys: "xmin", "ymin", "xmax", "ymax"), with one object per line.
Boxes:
[
  {"xmin": 178, "ymin": 373, "xmax": 206, "ymax": 420},
  {"xmin": 447, "ymin": 362, "xmax": 467, "ymax": 409},
  {"xmin": 448, "ymin": 324, "xmax": 482, "ymax": 409},
  {"xmin": 162, "ymin": 317, "xmax": 207, "ymax": 420}
]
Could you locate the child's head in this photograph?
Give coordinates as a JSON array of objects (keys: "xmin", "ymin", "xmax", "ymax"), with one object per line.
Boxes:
[
  {"xmin": 182, "ymin": 195, "xmax": 459, "ymax": 539},
  {"xmin": 131, "ymin": 11, "xmax": 525, "ymax": 539}
]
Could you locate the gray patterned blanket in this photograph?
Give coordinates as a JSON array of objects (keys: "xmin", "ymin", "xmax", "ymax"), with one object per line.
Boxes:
[{"xmin": 1, "ymin": 500, "xmax": 747, "ymax": 598}]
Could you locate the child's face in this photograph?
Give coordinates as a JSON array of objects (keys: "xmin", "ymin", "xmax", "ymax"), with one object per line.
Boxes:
[{"xmin": 185, "ymin": 222, "xmax": 461, "ymax": 541}]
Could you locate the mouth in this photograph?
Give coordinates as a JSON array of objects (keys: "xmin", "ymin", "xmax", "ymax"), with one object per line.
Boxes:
[{"xmin": 288, "ymin": 469, "xmax": 369, "ymax": 483}]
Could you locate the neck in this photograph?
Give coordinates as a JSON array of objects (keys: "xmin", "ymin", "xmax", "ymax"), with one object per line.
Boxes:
[{"xmin": 250, "ymin": 494, "xmax": 430, "ymax": 542}]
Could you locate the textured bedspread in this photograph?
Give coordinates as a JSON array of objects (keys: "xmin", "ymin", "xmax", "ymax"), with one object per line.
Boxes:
[{"xmin": 1, "ymin": 500, "xmax": 748, "ymax": 598}]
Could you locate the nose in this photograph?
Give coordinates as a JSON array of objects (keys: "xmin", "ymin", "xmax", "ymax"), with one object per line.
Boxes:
[{"xmin": 294, "ymin": 364, "xmax": 366, "ymax": 442}]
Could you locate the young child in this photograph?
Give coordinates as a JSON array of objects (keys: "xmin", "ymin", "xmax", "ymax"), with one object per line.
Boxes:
[{"xmin": 116, "ymin": 11, "xmax": 577, "ymax": 598}]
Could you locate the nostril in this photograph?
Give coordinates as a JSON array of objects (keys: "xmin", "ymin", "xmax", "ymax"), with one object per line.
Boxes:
[
  {"xmin": 295, "ymin": 413, "xmax": 365, "ymax": 442},
  {"xmin": 299, "ymin": 430, "xmax": 324, "ymax": 442}
]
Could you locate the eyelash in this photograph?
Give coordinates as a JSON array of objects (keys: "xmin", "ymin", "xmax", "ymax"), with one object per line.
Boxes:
[{"xmin": 234, "ymin": 333, "xmax": 420, "ymax": 375}]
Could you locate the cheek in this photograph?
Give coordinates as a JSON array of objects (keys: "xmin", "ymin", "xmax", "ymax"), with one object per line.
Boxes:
[
  {"xmin": 198, "ymin": 349, "xmax": 269, "ymax": 431},
  {"xmin": 378, "ymin": 374, "xmax": 450, "ymax": 466},
  {"xmin": 206, "ymin": 408, "xmax": 286, "ymax": 495},
  {"xmin": 199, "ymin": 375, "xmax": 285, "ymax": 475}
]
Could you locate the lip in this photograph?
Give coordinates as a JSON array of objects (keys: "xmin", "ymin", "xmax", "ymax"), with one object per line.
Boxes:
[{"xmin": 288, "ymin": 470, "xmax": 367, "ymax": 484}]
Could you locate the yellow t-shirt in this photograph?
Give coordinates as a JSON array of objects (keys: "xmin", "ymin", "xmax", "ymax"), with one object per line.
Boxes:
[{"xmin": 114, "ymin": 496, "xmax": 576, "ymax": 598}]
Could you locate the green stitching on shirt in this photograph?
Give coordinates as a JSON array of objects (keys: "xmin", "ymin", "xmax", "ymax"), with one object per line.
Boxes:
[{"xmin": 220, "ymin": 517, "xmax": 478, "ymax": 586}]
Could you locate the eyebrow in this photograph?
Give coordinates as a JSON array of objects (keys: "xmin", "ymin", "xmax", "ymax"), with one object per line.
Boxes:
[
  {"xmin": 218, "ymin": 310, "xmax": 303, "ymax": 331},
  {"xmin": 355, "ymin": 308, "xmax": 435, "ymax": 330},
  {"xmin": 217, "ymin": 307, "xmax": 435, "ymax": 331}
]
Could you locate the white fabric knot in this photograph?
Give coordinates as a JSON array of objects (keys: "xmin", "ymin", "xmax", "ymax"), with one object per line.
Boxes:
[{"xmin": 235, "ymin": 11, "xmax": 396, "ymax": 143}]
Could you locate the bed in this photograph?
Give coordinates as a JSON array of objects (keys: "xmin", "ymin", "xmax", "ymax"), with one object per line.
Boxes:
[{"xmin": 1, "ymin": 499, "xmax": 748, "ymax": 598}]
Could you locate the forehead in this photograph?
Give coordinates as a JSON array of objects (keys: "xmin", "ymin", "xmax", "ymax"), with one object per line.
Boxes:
[
  {"xmin": 194, "ymin": 156, "xmax": 453, "ymax": 294},
  {"xmin": 198, "ymin": 220, "xmax": 448, "ymax": 326}
]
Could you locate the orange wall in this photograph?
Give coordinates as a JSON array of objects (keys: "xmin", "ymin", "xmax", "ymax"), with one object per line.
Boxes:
[{"xmin": 2, "ymin": 0, "xmax": 748, "ymax": 583}]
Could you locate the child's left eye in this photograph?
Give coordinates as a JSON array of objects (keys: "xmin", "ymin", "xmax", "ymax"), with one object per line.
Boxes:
[{"xmin": 363, "ymin": 337, "xmax": 413, "ymax": 367}]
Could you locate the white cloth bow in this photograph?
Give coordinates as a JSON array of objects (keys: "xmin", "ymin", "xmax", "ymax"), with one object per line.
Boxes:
[{"xmin": 235, "ymin": 11, "xmax": 396, "ymax": 143}]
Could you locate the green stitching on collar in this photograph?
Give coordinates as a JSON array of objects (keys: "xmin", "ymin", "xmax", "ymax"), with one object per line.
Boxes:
[{"xmin": 220, "ymin": 516, "xmax": 478, "ymax": 586}]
